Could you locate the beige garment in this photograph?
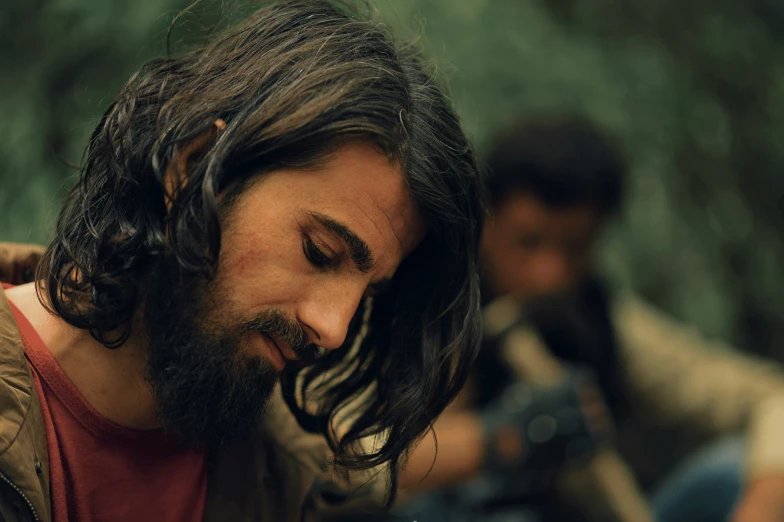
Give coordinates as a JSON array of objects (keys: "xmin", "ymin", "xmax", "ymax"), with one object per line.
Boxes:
[{"xmin": 496, "ymin": 291, "xmax": 784, "ymax": 520}]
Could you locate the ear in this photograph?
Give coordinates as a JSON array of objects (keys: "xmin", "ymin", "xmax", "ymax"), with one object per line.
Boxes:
[{"xmin": 163, "ymin": 118, "xmax": 227, "ymax": 210}]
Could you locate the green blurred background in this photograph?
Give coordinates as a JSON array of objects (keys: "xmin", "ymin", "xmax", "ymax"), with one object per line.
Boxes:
[{"xmin": 2, "ymin": 0, "xmax": 782, "ymax": 359}]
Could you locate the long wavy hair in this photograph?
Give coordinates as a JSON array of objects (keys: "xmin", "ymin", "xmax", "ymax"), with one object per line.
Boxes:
[{"xmin": 37, "ymin": 0, "xmax": 484, "ymax": 502}]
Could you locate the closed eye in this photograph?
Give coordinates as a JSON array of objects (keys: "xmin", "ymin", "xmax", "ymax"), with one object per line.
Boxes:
[{"xmin": 303, "ymin": 235, "xmax": 333, "ymax": 268}]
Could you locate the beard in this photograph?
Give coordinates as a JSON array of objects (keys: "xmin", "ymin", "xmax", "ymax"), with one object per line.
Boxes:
[{"xmin": 142, "ymin": 261, "xmax": 317, "ymax": 451}]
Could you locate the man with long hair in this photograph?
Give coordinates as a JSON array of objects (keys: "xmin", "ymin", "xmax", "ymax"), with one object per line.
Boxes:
[{"xmin": 0, "ymin": 2, "xmax": 484, "ymax": 521}]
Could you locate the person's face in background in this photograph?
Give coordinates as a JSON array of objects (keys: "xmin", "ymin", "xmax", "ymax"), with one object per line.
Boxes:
[{"xmin": 480, "ymin": 191, "xmax": 606, "ymax": 302}]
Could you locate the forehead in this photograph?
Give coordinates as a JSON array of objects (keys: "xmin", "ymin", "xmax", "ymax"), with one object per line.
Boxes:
[
  {"xmin": 255, "ymin": 140, "xmax": 424, "ymax": 270},
  {"xmin": 494, "ymin": 192, "xmax": 602, "ymax": 235}
]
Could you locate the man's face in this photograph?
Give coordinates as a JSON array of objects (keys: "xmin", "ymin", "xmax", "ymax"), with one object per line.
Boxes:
[
  {"xmin": 145, "ymin": 140, "xmax": 424, "ymax": 449},
  {"xmin": 480, "ymin": 192, "xmax": 604, "ymax": 303}
]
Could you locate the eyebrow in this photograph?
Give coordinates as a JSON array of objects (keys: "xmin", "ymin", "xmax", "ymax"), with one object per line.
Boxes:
[{"xmin": 309, "ymin": 212, "xmax": 375, "ymax": 273}]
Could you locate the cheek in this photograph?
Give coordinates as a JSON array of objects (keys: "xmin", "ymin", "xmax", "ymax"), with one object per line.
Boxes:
[{"xmin": 214, "ymin": 228, "xmax": 309, "ymax": 314}]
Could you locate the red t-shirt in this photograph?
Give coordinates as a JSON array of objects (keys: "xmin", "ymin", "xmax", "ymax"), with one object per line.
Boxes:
[{"xmin": 5, "ymin": 290, "xmax": 208, "ymax": 522}]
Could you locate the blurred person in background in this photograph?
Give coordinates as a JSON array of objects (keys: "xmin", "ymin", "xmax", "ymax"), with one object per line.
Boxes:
[
  {"xmin": 388, "ymin": 114, "xmax": 784, "ymax": 522},
  {"xmin": 0, "ymin": 1, "xmax": 486, "ymax": 521}
]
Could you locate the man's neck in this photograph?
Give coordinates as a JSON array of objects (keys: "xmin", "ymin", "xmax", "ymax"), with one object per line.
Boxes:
[{"xmin": 5, "ymin": 283, "xmax": 162, "ymax": 430}]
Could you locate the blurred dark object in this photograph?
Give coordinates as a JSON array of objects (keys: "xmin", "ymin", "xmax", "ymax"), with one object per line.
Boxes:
[{"xmin": 480, "ymin": 366, "xmax": 611, "ymax": 496}]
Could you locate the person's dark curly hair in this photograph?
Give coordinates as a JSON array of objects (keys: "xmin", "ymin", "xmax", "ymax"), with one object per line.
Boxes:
[
  {"xmin": 485, "ymin": 113, "xmax": 626, "ymax": 215},
  {"xmin": 36, "ymin": 0, "xmax": 484, "ymax": 503}
]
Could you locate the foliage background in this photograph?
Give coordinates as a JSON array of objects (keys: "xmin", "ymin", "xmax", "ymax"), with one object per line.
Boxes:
[{"xmin": 2, "ymin": 0, "xmax": 782, "ymax": 358}]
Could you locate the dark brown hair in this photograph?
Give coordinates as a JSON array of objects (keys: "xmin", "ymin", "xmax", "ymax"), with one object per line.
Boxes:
[
  {"xmin": 485, "ymin": 113, "xmax": 625, "ymax": 214},
  {"xmin": 37, "ymin": 0, "xmax": 484, "ymax": 502}
]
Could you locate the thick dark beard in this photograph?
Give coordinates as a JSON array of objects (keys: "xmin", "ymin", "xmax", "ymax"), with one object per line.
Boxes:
[{"xmin": 143, "ymin": 267, "xmax": 279, "ymax": 452}]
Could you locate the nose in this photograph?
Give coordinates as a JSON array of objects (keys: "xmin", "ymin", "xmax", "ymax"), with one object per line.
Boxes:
[
  {"xmin": 297, "ymin": 284, "xmax": 364, "ymax": 351},
  {"xmin": 528, "ymin": 249, "xmax": 571, "ymax": 296}
]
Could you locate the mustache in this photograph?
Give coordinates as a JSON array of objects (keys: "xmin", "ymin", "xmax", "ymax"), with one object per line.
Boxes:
[{"xmin": 242, "ymin": 309, "xmax": 320, "ymax": 368}]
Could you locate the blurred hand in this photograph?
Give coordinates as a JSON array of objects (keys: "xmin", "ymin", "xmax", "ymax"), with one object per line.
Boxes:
[
  {"xmin": 0, "ymin": 242, "xmax": 45, "ymax": 285},
  {"xmin": 482, "ymin": 365, "xmax": 614, "ymax": 497},
  {"xmin": 576, "ymin": 372, "xmax": 613, "ymax": 438},
  {"xmin": 731, "ymin": 476, "xmax": 784, "ymax": 522}
]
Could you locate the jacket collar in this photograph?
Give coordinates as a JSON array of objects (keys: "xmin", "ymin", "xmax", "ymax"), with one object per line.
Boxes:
[{"xmin": 0, "ymin": 288, "xmax": 51, "ymax": 522}]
